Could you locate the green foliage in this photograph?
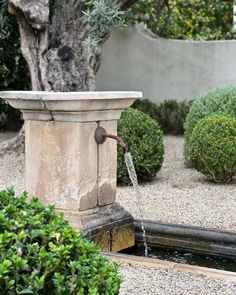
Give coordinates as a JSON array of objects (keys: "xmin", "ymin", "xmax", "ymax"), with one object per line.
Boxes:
[
  {"xmin": 117, "ymin": 108, "xmax": 164, "ymax": 185},
  {"xmin": 132, "ymin": 99, "xmax": 192, "ymax": 135},
  {"xmin": 0, "ymin": 0, "xmax": 30, "ymax": 128},
  {"xmin": 189, "ymin": 115, "xmax": 236, "ymax": 183},
  {"xmin": 0, "ymin": 188, "xmax": 121, "ymax": 294},
  {"xmin": 0, "ymin": 0, "xmax": 30, "ymax": 90},
  {"xmin": 184, "ymin": 85, "xmax": 236, "ymax": 164},
  {"xmin": 81, "ymin": 0, "xmax": 126, "ymax": 47},
  {"xmin": 128, "ymin": 0, "xmax": 236, "ymax": 40},
  {"xmin": 49, "ymin": 0, "xmax": 126, "ymax": 48}
]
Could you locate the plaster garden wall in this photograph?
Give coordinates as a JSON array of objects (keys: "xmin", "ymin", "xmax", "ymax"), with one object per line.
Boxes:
[{"xmin": 97, "ymin": 25, "xmax": 236, "ymax": 103}]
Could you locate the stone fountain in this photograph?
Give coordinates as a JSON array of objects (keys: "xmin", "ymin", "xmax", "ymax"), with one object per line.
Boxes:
[{"xmin": 0, "ymin": 91, "xmax": 142, "ymax": 251}]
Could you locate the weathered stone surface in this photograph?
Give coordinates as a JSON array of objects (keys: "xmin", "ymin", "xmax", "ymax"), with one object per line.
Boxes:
[
  {"xmin": 0, "ymin": 91, "xmax": 142, "ymax": 252},
  {"xmin": 98, "ymin": 120, "xmax": 117, "ymax": 206},
  {"xmin": 0, "ymin": 91, "xmax": 141, "ymax": 122},
  {"xmin": 92, "ymin": 231, "xmax": 111, "ymax": 252},
  {"xmin": 62, "ymin": 203, "xmax": 135, "ymax": 251},
  {"xmin": 111, "ymin": 224, "xmax": 135, "ymax": 252},
  {"xmin": 81, "ymin": 203, "xmax": 135, "ymax": 251},
  {"xmin": 25, "ymin": 120, "xmax": 98, "ymax": 211},
  {"xmin": 134, "ymin": 220, "xmax": 236, "ymax": 259},
  {"xmin": 91, "ymin": 224, "xmax": 135, "ymax": 252}
]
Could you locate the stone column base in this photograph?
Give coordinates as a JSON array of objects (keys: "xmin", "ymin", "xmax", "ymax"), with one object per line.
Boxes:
[{"xmin": 62, "ymin": 203, "xmax": 135, "ymax": 252}]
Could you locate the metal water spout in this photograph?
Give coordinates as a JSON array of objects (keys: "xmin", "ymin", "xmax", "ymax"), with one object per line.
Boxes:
[{"xmin": 94, "ymin": 126, "xmax": 127, "ymax": 152}]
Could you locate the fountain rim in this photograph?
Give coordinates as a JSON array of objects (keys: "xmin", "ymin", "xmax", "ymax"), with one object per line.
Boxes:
[
  {"xmin": 0, "ymin": 90, "xmax": 142, "ymax": 122},
  {"xmin": 0, "ymin": 91, "xmax": 142, "ymax": 101}
]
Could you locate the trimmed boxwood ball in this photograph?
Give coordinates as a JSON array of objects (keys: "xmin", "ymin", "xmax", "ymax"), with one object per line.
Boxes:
[
  {"xmin": 117, "ymin": 108, "xmax": 164, "ymax": 185},
  {"xmin": 189, "ymin": 115, "xmax": 236, "ymax": 183},
  {"xmin": 0, "ymin": 188, "xmax": 121, "ymax": 294},
  {"xmin": 184, "ymin": 85, "xmax": 236, "ymax": 165}
]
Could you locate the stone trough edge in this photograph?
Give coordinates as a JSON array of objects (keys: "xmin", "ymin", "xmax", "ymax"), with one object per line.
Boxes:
[{"xmin": 102, "ymin": 252, "xmax": 236, "ymax": 282}]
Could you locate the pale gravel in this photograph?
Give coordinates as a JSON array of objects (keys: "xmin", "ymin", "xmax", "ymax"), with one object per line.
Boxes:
[
  {"xmin": 118, "ymin": 263, "xmax": 236, "ymax": 295},
  {"xmin": 0, "ymin": 132, "xmax": 236, "ymax": 294},
  {"xmin": 117, "ymin": 136, "xmax": 236, "ymax": 233},
  {"xmin": 1, "ymin": 133, "xmax": 236, "ymax": 232},
  {"xmin": 0, "ymin": 132, "xmax": 25, "ymax": 194}
]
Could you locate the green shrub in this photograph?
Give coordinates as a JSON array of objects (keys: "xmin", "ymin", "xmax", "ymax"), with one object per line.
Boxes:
[
  {"xmin": 117, "ymin": 108, "xmax": 164, "ymax": 185},
  {"xmin": 189, "ymin": 115, "xmax": 236, "ymax": 183},
  {"xmin": 0, "ymin": 188, "xmax": 121, "ymax": 294},
  {"xmin": 128, "ymin": 0, "xmax": 235, "ymax": 41},
  {"xmin": 132, "ymin": 99, "xmax": 192, "ymax": 135},
  {"xmin": 184, "ymin": 85, "xmax": 236, "ymax": 164}
]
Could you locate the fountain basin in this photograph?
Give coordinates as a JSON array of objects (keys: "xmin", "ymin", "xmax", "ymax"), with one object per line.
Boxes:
[
  {"xmin": 133, "ymin": 220, "xmax": 236, "ymax": 260},
  {"xmin": 116, "ymin": 219, "xmax": 236, "ymax": 273},
  {"xmin": 103, "ymin": 251, "xmax": 236, "ymax": 281},
  {"xmin": 0, "ymin": 91, "xmax": 142, "ymax": 251}
]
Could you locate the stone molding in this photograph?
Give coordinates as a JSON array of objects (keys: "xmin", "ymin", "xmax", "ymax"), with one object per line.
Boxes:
[{"xmin": 0, "ymin": 91, "xmax": 142, "ymax": 122}]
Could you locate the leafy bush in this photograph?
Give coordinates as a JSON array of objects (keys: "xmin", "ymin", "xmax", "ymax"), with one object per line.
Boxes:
[
  {"xmin": 132, "ymin": 99, "xmax": 192, "ymax": 135},
  {"xmin": 184, "ymin": 85, "xmax": 236, "ymax": 164},
  {"xmin": 128, "ymin": 0, "xmax": 235, "ymax": 41},
  {"xmin": 189, "ymin": 115, "xmax": 236, "ymax": 183},
  {"xmin": 117, "ymin": 108, "xmax": 164, "ymax": 185},
  {"xmin": 0, "ymin": 188, "xmax": 121, "ymax": 294}
]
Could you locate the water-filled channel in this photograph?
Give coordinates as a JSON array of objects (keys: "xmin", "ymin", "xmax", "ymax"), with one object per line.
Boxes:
[
  {"xmin": 121, "ymin": 244, "xmax": 236, "ymax": 272},
  {"xmin": 123, "ymin": 151, "xmax": 236, "ymax": 273}
]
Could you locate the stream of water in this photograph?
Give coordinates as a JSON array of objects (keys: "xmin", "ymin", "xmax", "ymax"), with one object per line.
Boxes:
[{"xmin": 124, "ymin": 152, "xmax": 149, "ymax": 257}]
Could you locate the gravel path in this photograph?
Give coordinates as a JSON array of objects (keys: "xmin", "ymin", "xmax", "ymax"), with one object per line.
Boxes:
[
  {"xmin": 0, "ymin": 132, "xmax": 24, "ymax": 194},
  {"xmin": 117, "ymin": 136, "xmax": 236, "ymax": 233},
  {"xmin": 0, "ymin": 132, "xmax": 236, "ymax": 294},
  {"xmin": 119, "ymin": 263, "xmax": 236, "ymax": 295},
  {"xmin": 0, "ymin": 133, "xmax": 236, "ymax": 232}
]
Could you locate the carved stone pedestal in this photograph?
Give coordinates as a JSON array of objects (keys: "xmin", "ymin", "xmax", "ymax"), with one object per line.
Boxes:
[{"xmin": 0, "ymin": 91, "xmax": 142, "ymax": 251}]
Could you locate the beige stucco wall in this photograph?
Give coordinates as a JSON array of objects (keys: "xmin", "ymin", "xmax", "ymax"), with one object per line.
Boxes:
[{"xmin": 97, "ymin": 25, "xmax": 236, "ymax": 103}]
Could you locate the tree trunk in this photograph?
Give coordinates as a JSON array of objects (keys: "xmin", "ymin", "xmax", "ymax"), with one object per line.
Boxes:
[
  {"xmin": 8, "ymin": 0, "xmax": 105, "ymax": 92},
  {"xmin": 1, "ymin": 0, "xmax": 101, "ymax": 152},
  {"xmin": 0, "ymin": 0, "xmax": 138, "ymax": 152}
]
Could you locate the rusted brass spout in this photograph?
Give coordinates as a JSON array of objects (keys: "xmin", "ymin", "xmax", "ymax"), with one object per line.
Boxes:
[
  {"xmin": 94, "ymin": 126, "xmax": 127, "ymax": 151},
  {"xmin": 105, "ymin": 133, "xmax": 127, "ymax": 150}
]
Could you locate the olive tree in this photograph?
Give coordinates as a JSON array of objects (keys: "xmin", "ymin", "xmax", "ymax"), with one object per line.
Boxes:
[
  {"xmin": 6, "ymin": 0, "xmax": 139, "ymax": 92},
  {"xmin": 0, "ymin": 0, "xmax": 141, "ymax": 151}
]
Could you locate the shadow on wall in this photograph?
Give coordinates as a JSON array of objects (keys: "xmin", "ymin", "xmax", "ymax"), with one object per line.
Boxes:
[{"xmin": 97, "ymin": 24, "xmax": 236, "ymax": 103}]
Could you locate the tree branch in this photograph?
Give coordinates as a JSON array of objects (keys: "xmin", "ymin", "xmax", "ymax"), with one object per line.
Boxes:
[
  {"xmin": 156, "ymin": 0, "xmax": 169, "ymax": 21},
  {"xmin": 9, "ymin": 0, "xmax": 49, "ymax": 31}
]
